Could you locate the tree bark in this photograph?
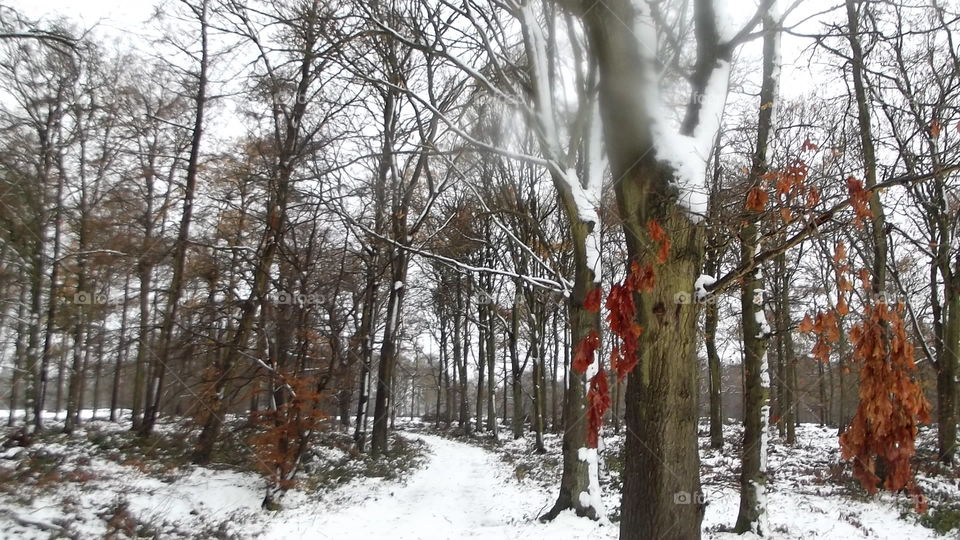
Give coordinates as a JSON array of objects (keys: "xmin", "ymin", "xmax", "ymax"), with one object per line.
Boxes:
[
  {"xmin": 542, "ymin": 231, "xmax": 601, "ymax": 520},
  {"xmin": 705, "ymin": 270, "xmax": 723, "ymax": 449},
  {"xmin": 510, "ymin": 294, "xmax": 524, "ymax": 439}
]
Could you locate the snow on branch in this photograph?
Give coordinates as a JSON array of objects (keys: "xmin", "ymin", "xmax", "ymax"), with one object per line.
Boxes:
[{"xmin": 631, "ymin": 0, "xmax": 732, "ymax": 221}]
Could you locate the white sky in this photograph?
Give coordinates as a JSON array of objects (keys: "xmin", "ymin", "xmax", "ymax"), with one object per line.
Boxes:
[
  {"xmin": 10, "ymin": 0, "xmax": 836, "ymax": 98},
  {"xmin": 9, "ymin": 0, "xmax": 157, "ymax": 42}
]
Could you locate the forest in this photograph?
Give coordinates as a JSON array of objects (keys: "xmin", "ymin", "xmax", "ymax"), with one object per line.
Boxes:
[{"xmin": 0, "ymin": 0, "xmax": 958, "ymax": 538}]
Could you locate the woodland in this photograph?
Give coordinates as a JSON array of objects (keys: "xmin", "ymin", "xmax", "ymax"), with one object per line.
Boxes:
[{"xmin": 0, "ymin": 0, "xmax": 958, "ymax": 538}]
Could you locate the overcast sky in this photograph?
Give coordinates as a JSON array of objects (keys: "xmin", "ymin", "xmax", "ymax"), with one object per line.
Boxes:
[
  {"xmin": 10, "ymin": 0, "xmax": 156, "ymax": 40},
  {"xmin": 10, "ymin": 0, "xmax": 838, "ymax": 104}
]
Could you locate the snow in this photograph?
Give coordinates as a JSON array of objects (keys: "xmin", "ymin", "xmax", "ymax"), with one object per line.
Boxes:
[
  {"xmin": 753, "ymin": 288, "xmax": 771, "ymax": 337},
  {"xmin": 519, "ymin": 2, "xmax": 561, "ymax": 161},
  {"xmin": 631, "ymin": 0, "xmax": 658, "ymax": 59},
  {"xmin": 584, "ymin": 231, "xmax": 601, "ymax": 283},
  {"xmin": 631, "ymin": 1, "xmax": 731, "ymax": 221},
  {"xmin": 768, "ymin": 0, "xmax": 783, "ymax": 126},
  {"xmin": 569, "ymin": 112, "xmax": 604, "ymax": 282},
  {"xmin": 650, "ymin": 61, "xmax": 730, "ymax": 220},
  {"xmin": 393, "ymin": 280, "xmax": 403, "ymax": 290},
  {"xmin": 749, "ymin": 479, "xmax": 769, "ymax": 536},
  {"xmin": 577, "ymin": 447, "xmax": 606, "ymax": 518},
  {"xmin": 755, "ymin": 309, "xmax": 771, "ymax": 337},
  {"xmin": 695, "ymin": 274, "xmax": 717, "ymax": 301},
  {"xmin": 1, "ymin": 415, "xmax": 955, "ymax": 539},
  {"xmin": 562, "ymin": 167, "xmax": 602, "ymax": 282},
  {"xmin": 0, "ymin": 418, "xmax": 617, "ymax": 539},
  {"xmin": 268, "ymin": 433, "xmax": 610, "ymax": 539}
]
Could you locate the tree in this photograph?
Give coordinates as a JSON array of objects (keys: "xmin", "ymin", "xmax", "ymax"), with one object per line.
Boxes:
[
  {"xmin": 140, "ymin": 0, "xmax": 212, "ymax": 437},
  {"xmin": 735, "ymin": 6, "xmax": 780, "ymax": 533},
  {"xmin": 578, "ymin": 1, "xmax": 770, "ymax": 536}
]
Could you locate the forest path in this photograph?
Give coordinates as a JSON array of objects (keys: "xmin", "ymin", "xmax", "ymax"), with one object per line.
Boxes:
[{"xmin": 264, "ymin": 433, "xmax": 552, "ymax": 539}]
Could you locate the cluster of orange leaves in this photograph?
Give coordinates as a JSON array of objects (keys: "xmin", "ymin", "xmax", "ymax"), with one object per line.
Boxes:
[
  {"xmin": 846, "ymin": 176, "xmax": 872, "ymax": 228},
  {"xmin": 647, "ymin": 219, "xmax": 670, "ymax": 264},
  {"xmin": 745, "ymin": 145, "xmax": 819, "ymax": 222},
  {"xmin": 799, "ymin": 242, "xmax": 851, "ymax": 363},
  {"xmin": 572, "ymin": 227, "xmax": 662, "ymax": 447},
  {"xmin": 840, "ymin": 299, "xmax": 931, "ymax": 510},
  {"xmin": 928, "ymin": 119, "xmax": 960, "ymax": 137},
  {"xmin": 609, "ymin": 259, "xmax": 655, "ymax": 380},
  {"xmin": 799, "ymin": 311, "xmax": 841, "ymax": 363},
  {"xmin": 249, "ymin": 373, "xmax": 326, "ymax": 489},
  {"xmin": 800, "ymin": 241, "xmax": 930, "ymax": 511},
  {"xmin": 572, "ymin": 282, "xmax": 607, "ymax": 448}
]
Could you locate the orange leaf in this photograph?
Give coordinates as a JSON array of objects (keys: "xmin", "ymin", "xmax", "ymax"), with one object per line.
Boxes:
[
  {"xmin": 799, "ymin": 314, "xmax": 814, "ymax": 333},
  {"xmin": 858, "ymin": 268, "xmax": 872, "ymax": 291},
  {"xmin": 572, "ymin": 330, "xmax": 600, "ymax": 373},
  {"xmin": 746, "ymin": 186, "xmax": 769, "ymax": 212},
  {"xmin": 628, "ymin": 262, "xmax": 656, "ymax": 292},
  {"xmin": 776, "ymin": 174, "xmax": 793, "ymax": 196},
  {"xmin": 648, "ymin": 220, "xmax": 671, "ymax": 264},
  {"xmin": 657, "ymin": 238, "xmax": 670, "ymax": 264},
  {"xmin": 838, "ymin": 276, "xmax": 853, "ymax": 293},
  {"xmin": 614, "ymin": 327, "xmax": 642, "ymax": 380},
  {"xmin": 802, "ymin": 137, "xmax": 819, "ymax": 152},
  {"xmin": 834, "ymin": 242, "xmax": 847, "ymax": 263},
  {"xmin": 837, "ymin": 296, "xmax": 850, "ymax": 315},
  {"xmin": 586, "ymin": 370, "xmax": 611, "ymax": 448},
  {"xmin": 584, "ymin": 286, "xmax": 602, "ymax": 313},
  {"xmin": 847, "ymin": 176, "xmax": 872, "ymax": 226},
  {"xmin": 648, "ymin": 220, "xmax": 666, "ymax": 243}
]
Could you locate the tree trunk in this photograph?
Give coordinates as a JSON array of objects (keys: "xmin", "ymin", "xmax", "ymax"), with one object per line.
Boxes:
[
  {"xmin": 455, "ymin": 279, "xmax": 469, "ymax": 431},
  {"xmin": 8, "ymin": 284, "xmax": 28, "ymax": 426},
  {"xmin": 370, "ymin": 252, "xmax": 408, "ymax": 457},
  {"xmin": 782, "ymin": 294, "xmax": 797, "ymax": 445},
  {"xmin": 734, "ymin": 244, "xmax": 771, "ymax": 535},
  {"xmin": 550, "ymin": 307, "xmax": 560, "ymax": 431},
  {"xmin": 735, "ymin": 9, "xmax": 778, "ymax": 532},
  {"xmin": 542, "ymin": 233, "xmax": 601, "ymax": 520},
  {"xmin": 583, "ymin": 0, "xmax": 736, "ymax": 534},
  {"xmin": 65, "ymin": 209, "xmax": 90, "ymax": 433},
  {"xmin": 530, "ymin": 301, "xmax": 546, "ymax": 452},
  {"xmin": 352, "ymin": 254, "xmax": 380, "ymax": 451},
  {"xmin": 140, "ymin": 0, "xmax": 209, "ymax": 437},
  {"xmin": 485, "ymin": 294, "xmax": 497, "ymax": 437},
  {"xmin": 705, "ymin": 290, "xmax": 723, "ymax": 449},
  {"xmin": 937, "ymin": 283, "xmax": 959, "ymax": 463},
  {"xmin": 131, "ymin": 256, "xmax": 152, "ymax": 431},
  {"xmin": 620, "ymin": 210, "xmax": 705, "ymax": 540},
  {"xmin": 475, "ymin": 285, "xmax": 485, "ymax": 433},
  {"xmin": 510, "ymin": 294, "xmax": 524, "ymax": 439},
  {"xmin": 110, "ymin": 275, "xmax": 131, "ymax": 422}
]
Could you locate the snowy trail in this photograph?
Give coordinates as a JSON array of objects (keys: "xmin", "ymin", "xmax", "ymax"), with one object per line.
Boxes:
[{"xmin": 263, "ymin": 433, "xmax": 607, "ymax": 540}]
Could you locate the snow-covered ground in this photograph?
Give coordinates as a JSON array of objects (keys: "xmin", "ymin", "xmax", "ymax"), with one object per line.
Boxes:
[
  {"xmin": 265, "ymin": 433, "xmax": 613, "ymax": 540},
  {"xmin": 0, "ymin": 413, "xmax": 956, "ymax": 539},
  {"xmin": 700, "ymin": 423, "xmax": 960, "ymax": 539},
  {"xmin": 412, "ymin": 421, "xmax": 959, "ymax": 539}
]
